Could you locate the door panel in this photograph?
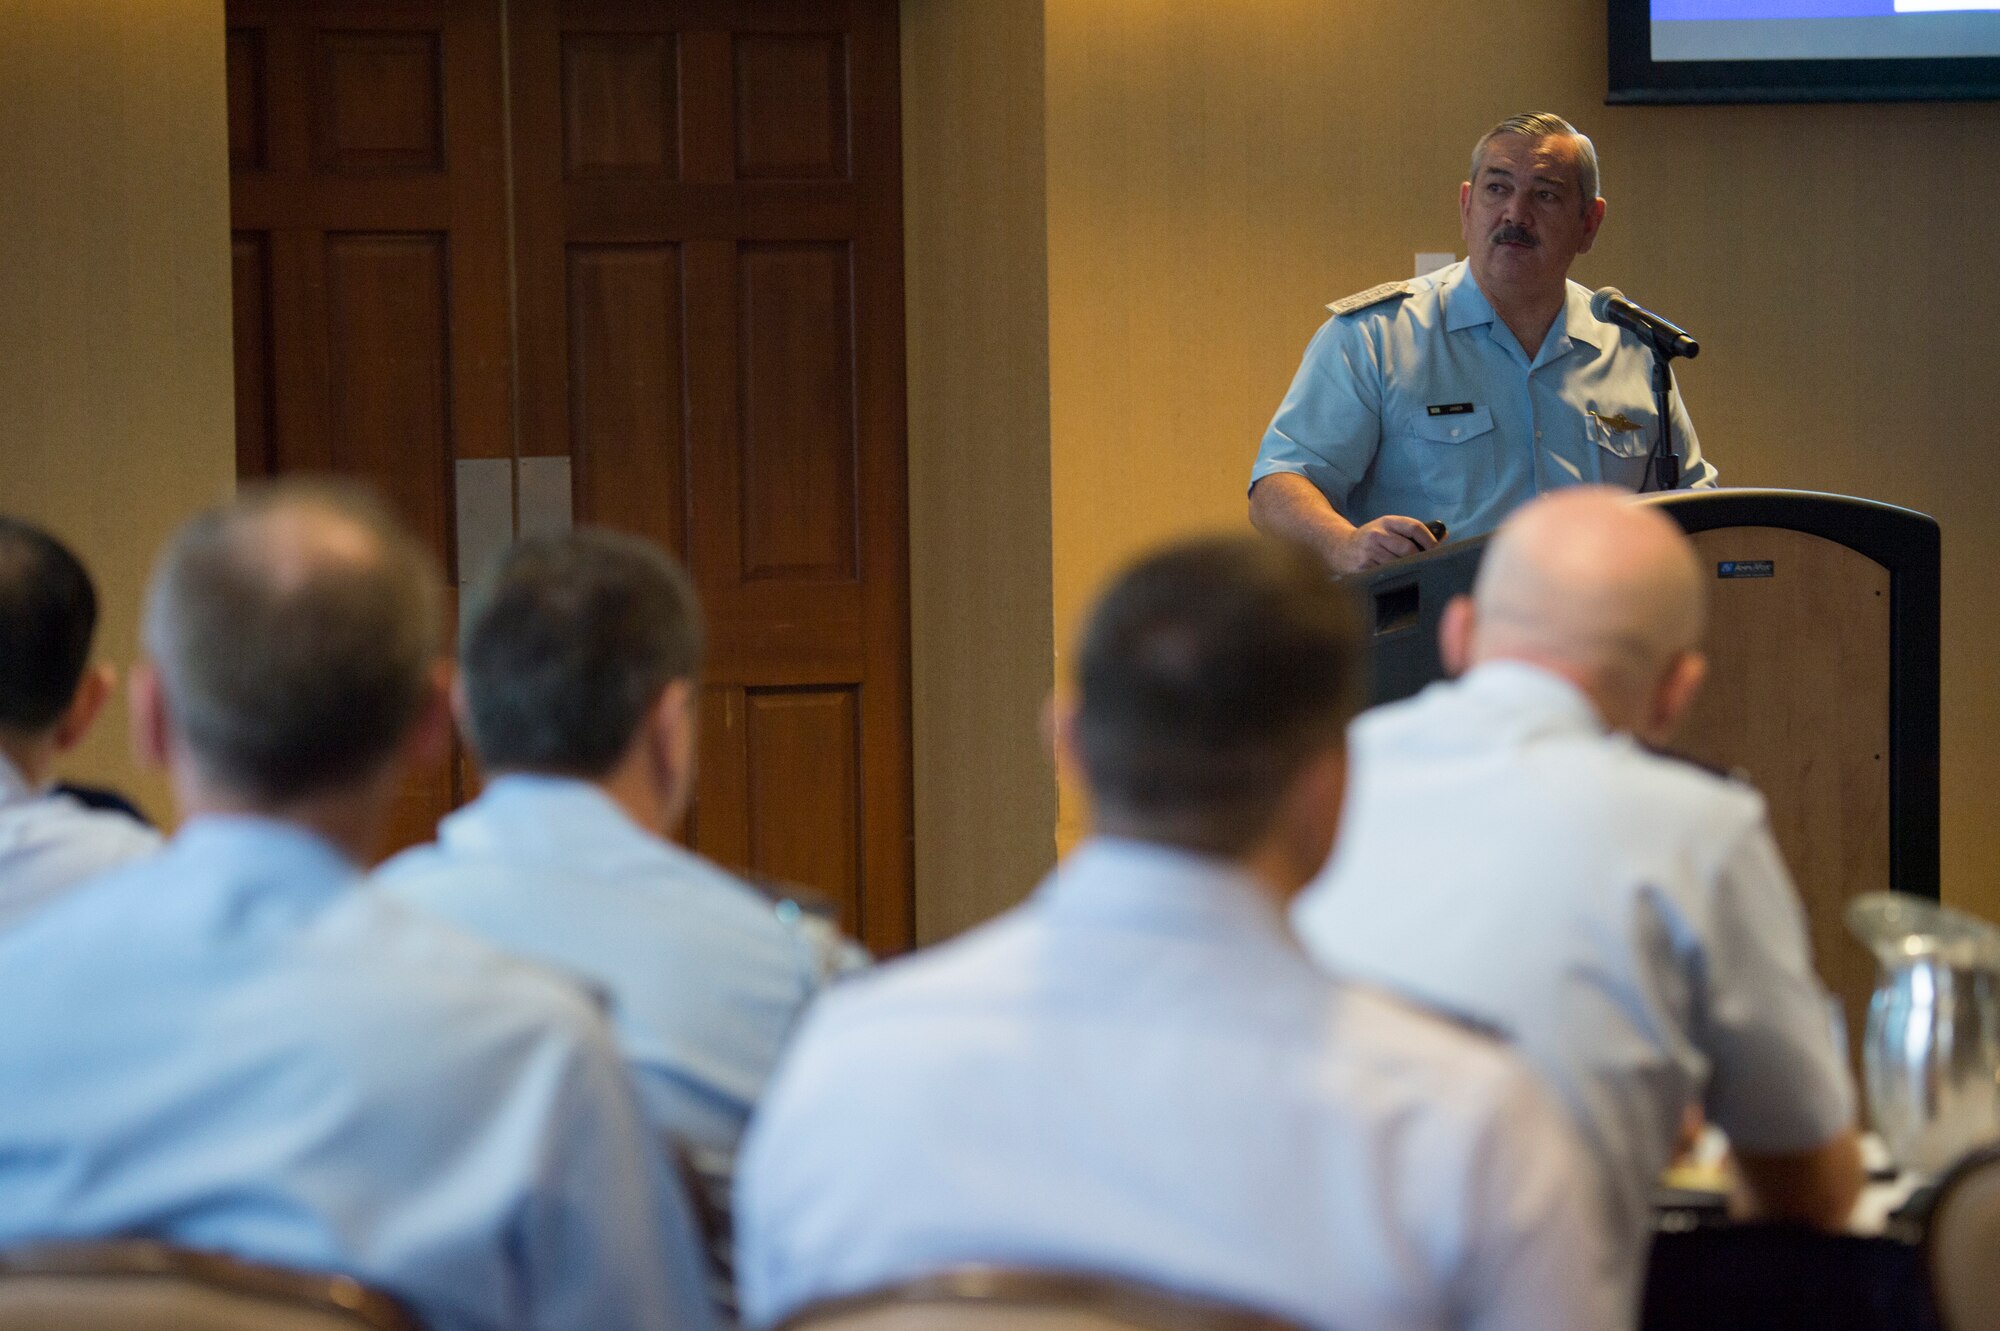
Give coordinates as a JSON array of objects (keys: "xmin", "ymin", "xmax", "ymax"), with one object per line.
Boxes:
[
  {"xmin": 566, "ymin": 244, "xmax": 689, "ymax": 554},
  {"xmin": 230, "ymin": 234, "xmax": 275, "ymax": 478},
  {"xmin": 745, "ymin": 687, "xmax": 861, "ymax": 910},
  {"xmin": 322, "ymin": 233, "xmax": 453, "ymax": 555},
  {"xmin": 311, "ymin": 31, "xmax": 445, "ymax": 172},
  {"xmin": 737, "ymin": 241, "xmax": 858, "ymax": 582},
  {"xmin": 561, "ymin": 34, "xmax": 680, "ymax": 177},
  {"xmin": 733, "ymin": 34, "xmax": 851, "ymax": 180}
]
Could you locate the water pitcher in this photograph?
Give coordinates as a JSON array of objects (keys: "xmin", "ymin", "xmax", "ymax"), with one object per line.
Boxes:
[{"xmin": 1847, "ymin": 892, "xmax": 2000, "ymax": 1173}]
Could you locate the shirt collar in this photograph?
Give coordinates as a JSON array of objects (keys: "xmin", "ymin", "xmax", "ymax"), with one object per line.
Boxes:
[
  {"xmin": 1452, "ymin": 659, "xmax": 1610, "ymax": 738},
  {"xmin": 1560, "ymin": 278, "xmax": 1610, "ymax": 351},
  {"xmin": 1444, "ymin": 264, "xmax": 1607, "ymax": 364},
  {"xmin": 438, "ymin": 773, "xmax": 672, "ymax": 871},
  {"xmin": 166, "ymin": 814, "xmax": 359, "ymax": 913},
  {"xmin": 1034, "ymin": 836, "xmax": 1297, "ymax": 949},
  {"xmin": 1441, "ymin": 260, "xmax": 1498, "ymax": 334}
]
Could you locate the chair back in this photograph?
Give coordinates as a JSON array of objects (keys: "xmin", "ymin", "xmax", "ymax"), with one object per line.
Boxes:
[
  {"xmin": 0, "ymin": 1240, "xmax": 422, "ymax": 1331},
  {"xmin": 1924, "ymin": 1143, "xmax": 2000, "ymax": 1331},
  {"xmin": 778, "ymin": 1268, "xmax": 1309, "ymax": 1331}
]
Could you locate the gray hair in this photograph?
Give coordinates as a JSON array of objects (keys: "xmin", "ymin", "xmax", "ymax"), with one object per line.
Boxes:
[
  {"xmin": 1469, "ymin": 112, "xmax": 1601, "ymax": 212},
  {"xmin": 143, "ymin": 480, "xmax": 442, "ymax": 803},
  {"xmin": 458, "ymin": 528, "xmax": 704, "ymax": 778}
]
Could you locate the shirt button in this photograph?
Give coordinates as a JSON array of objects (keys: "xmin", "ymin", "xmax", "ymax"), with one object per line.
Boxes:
[{"xmin": 1535, "ymin": 430, "xmax": 1544, "ymax": 439}]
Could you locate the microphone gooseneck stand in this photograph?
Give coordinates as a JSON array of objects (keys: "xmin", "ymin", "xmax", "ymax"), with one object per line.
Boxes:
[{"xmin": 1642, "ymin": 330, "xmax": 1699, "ymax": 493}]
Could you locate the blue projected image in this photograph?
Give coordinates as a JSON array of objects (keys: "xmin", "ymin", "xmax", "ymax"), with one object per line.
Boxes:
[
  {"xmin": 1652, "ymin": 0, "xmax": 2000, "ymax": 61},
  {"xmin": 1612, "ymin": 0, "xmax": 2000, "ymax": 100},
  {"xmin": 1658, "ymin": 0, "xmax": 1912, "ymax": 16}
]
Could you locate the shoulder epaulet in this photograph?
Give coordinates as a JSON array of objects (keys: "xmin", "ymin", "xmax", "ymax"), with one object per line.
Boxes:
[{"xmin": 1326, "ymin": 280, "xmax": 1415, "ymax": 317}]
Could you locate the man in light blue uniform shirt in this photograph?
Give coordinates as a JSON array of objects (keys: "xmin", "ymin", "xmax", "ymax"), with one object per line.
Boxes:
[
  {"xmin": 738, "ymin": 535, "xmax": 1616, "ymax": 1331},
  {"xmin": 1293, "ymin": 490, "xmax": 1860, "ymax": 1317},
  {"xmin": 0, "ymin": 517, "xmax": 160, "ymax": 928},
  {"xmin": 0, "ymin": 484, "xmax": 717, "ymax": 1331},
  {"xmin": 377, "ymin": 528, "xmax": 864, "ymax": 1308},
  {"xmin": 1251, "ymin": 113, "xmax": 1716, "ymax": 574}
]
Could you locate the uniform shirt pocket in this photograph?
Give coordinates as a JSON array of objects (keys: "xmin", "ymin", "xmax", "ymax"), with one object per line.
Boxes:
[
  {"xmin": 1587, "ymin": 408, "xmax": 1652, "ymax": 460},
  {"xmin": 1403, "ymin": 407, "xmax": 1498, "ymax": 514}
]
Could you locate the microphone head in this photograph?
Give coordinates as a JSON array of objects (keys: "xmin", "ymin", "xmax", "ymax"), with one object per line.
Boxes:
[{"xmin": 1589, "ymin": 286, "xmax": 1625, "ymax": 323}]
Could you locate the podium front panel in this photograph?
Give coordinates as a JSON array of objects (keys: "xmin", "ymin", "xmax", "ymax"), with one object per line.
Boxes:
[{"xmin": 1675, "ymin": 526, "xmax": 1892, "ymax": 1060}]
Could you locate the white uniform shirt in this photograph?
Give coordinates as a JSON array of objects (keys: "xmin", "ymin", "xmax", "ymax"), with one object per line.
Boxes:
[
  {"xmin": 1293, "ymin": 662, "xmax": 1855, "ymax": 1310},
  {"xmin": 737, "ymin": 837, "xmax": 1617, "ymax": 1331},
  {"xmin": 0, "ymin": 751, "xmax": 160, "ymax": 931}
]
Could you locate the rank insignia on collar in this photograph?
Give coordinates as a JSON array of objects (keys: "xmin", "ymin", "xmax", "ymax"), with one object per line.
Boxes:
[{"xmin": 1592, "ymin": 411, "xmax": 1642, "ymax": 433}]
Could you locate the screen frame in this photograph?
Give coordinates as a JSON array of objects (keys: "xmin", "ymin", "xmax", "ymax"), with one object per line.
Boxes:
[{"xmin": 1608, "ymin": 0, "xmax": 2000, "ymax": 103}]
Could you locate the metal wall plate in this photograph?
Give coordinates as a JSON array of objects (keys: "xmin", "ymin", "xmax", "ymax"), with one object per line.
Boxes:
[
  {"xmin": 453, "ymin": 458, "xmax": 513, "ymax": 588},
  {"xmin": 517, "ymin": 456, "xmax": 573, "ymax": 538}
]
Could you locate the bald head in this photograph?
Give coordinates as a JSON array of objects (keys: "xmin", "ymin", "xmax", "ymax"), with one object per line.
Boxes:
[
  {"xmin": 143, "ymin": 481, "xmax": 442, "ymax": 804},
  {"xmin": 1461, "ymin": 489, "xmax": 1705, "ymax": 732}
]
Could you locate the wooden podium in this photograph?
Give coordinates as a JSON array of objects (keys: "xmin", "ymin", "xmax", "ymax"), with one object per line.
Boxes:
[{"xmin": 1354, "ymin": 489, "xmax": 1941, "ymax": 1046}]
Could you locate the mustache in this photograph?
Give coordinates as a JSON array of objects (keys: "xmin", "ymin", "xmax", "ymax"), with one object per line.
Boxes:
[{"xmin": 1491, "ymin": 223, "xmax": 1537, "ymax": 247}]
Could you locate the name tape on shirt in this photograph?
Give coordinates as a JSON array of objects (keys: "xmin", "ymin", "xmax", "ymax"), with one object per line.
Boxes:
[{"xmin": 1426, "ymin": 402, "xmax": 1475, "ymax": 417}]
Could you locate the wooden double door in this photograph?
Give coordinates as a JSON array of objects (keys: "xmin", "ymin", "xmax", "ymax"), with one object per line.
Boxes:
[{"xmin": 227, "ymin": 0, "xmax": 911, "ymax": 952}]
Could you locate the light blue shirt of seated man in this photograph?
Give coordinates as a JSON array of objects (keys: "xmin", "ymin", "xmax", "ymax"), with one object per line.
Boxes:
[
  {"xmin": 739, "ymin": 840, "xmax": 1610, "ymax": 1331},
  {"xmin": 0, "ymin": 750, "xmax": 159, "ymax": 930},
  {"xmin": 738, "ymin": 533, "xmax": 1616, "ymax": 1331},
  {"xmin": 377, "ymin": 775, "xmax": 864, "ymax": 1275},
  {"xmin": 0, "ymin": 815, "xmax": 717, "ymax": 1331},
  {"xmin": 375, "ymin": 525, "xmax": 866, "ymax": 1308}
]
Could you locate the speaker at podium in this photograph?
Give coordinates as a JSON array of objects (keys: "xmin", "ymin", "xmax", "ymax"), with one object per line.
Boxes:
[{"xmin": 1352, "ymin": 489, "xmax": 1941, "ymax": 1057}]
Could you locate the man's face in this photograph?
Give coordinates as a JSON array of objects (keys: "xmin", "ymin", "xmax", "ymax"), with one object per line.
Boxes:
[{"xmin": 1459, "ymin": 132, "xmax": 1605, "ymax": 295}]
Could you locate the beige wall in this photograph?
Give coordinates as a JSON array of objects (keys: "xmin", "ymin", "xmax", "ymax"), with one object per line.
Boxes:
[
  {"xmin": 902, "ymin": 0, "xmax": 1061, "ymax": 940},
  {"xmin": 0, "ymin": 2, "xmax": 236, "ymax": 824},
  {"xmin": 1034, "ymin": 1, "xmax": 2000, "ymax": 915}
]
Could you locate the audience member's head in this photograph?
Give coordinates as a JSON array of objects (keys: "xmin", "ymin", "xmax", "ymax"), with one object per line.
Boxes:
[
  {"xmin": 0, "ymin": 517, "xmax": 115, "ymax": 780},
  {"xmin": 1442, "ymin": 486, "xmax": 1707, "ymax": 744},
  {"xmin": 458, "ymin": 528, "xmax": 704, "ymax": 833},
  {"xmin": 136, "ymin": 481, "xmax": 444, "ymax": 830},
  {"xmin": 1063, "ymin": 534, "xmax": 1363, "ymax": 886}
]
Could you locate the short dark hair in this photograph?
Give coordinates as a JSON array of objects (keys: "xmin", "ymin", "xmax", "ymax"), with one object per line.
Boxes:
[
  {"xmin": 143, "ymin": 480, "xmax": 442, "ymax": 803},
  {"xmin": 0, "ymin": 517, "xmax": 98, "ymax": 734},
  {"xmin": 1075, "ymin": 534, "xmax": 1364, "ymax": 855},
  {"xmin": 459, "ymin": 528, "xmax": 704, "ymax": 778}
]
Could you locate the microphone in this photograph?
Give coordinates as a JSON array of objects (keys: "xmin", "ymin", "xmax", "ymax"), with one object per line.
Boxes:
[{"xmin": 1590, "ymin": 287, "xmax": 1700, "ymax": 360}]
